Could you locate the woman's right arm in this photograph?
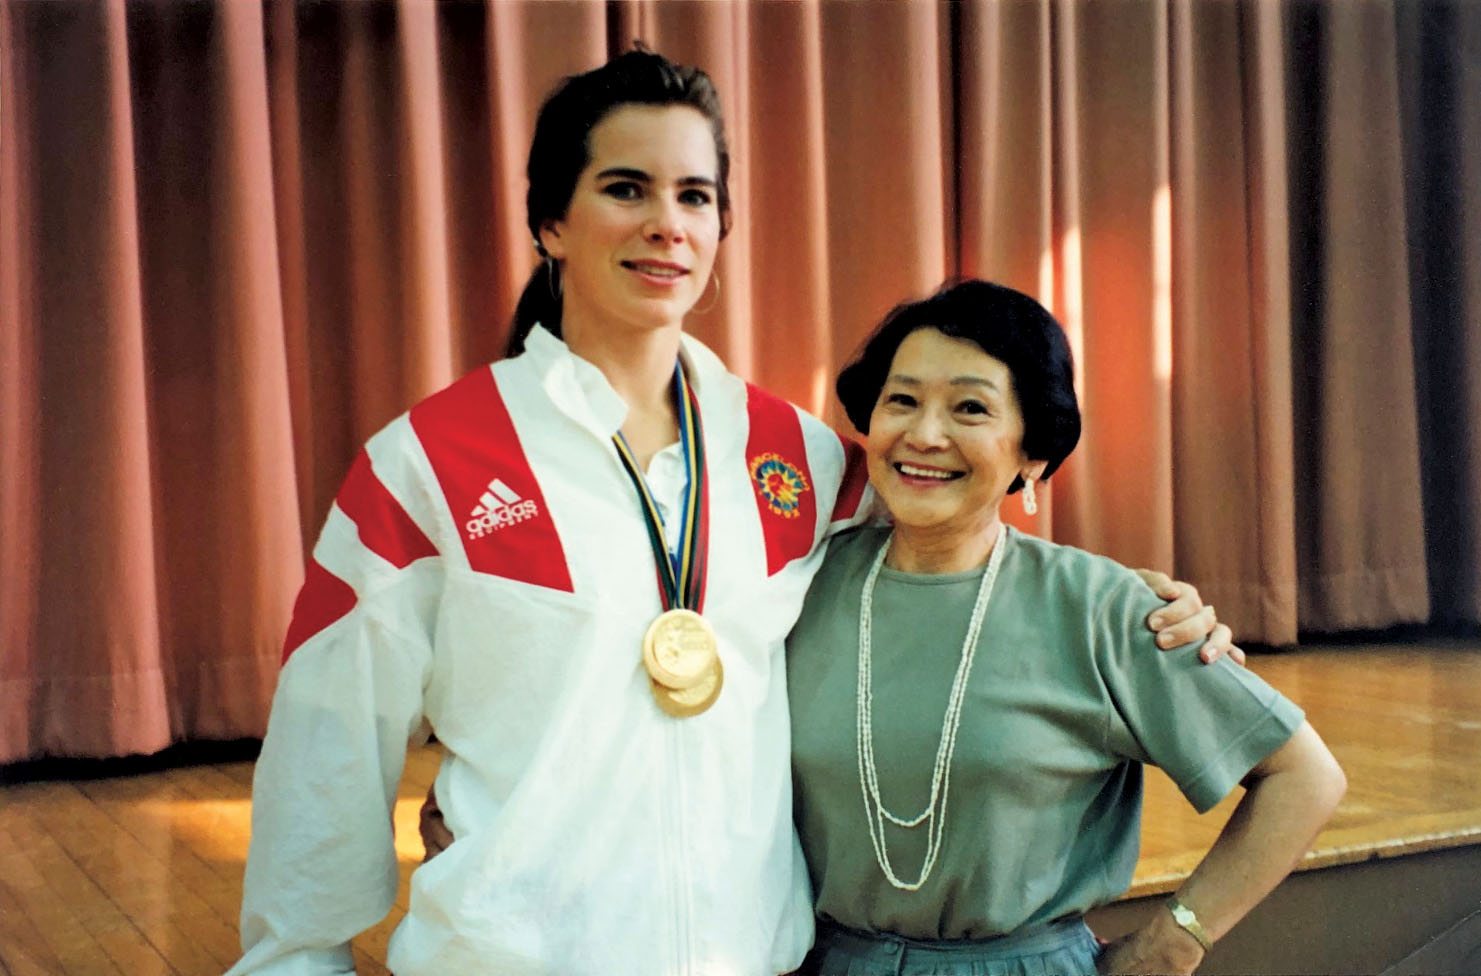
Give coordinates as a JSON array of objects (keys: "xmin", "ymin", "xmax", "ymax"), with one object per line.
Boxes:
[
  {"xmin": 228, "ymin": 448, "xmax": 440, "ymax": 975},
  {"xmin": 420, "ymin": 784, "xmax": 453, "ymax": 860}
]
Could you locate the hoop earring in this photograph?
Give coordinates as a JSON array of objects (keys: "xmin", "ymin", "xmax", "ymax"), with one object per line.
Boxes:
[
  {"xmin": 691, "ymin": 270, "xmax": 721, "ymax": 315},
  {"xmin": 1021, "ymin": 476, "xmax": 1038, "ymax": 516},
  {"xmin": 545, "ymin": 257, "xmax": 562, "ymax": 302}
]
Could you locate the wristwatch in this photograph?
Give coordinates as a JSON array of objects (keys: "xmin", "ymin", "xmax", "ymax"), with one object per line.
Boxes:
[{"xmin": 1167, "ymin": 897, "xmax": 1213, "ymax": 951}]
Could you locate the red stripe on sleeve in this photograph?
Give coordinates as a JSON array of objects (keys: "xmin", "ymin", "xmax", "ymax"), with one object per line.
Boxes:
[
  {"xmin": 830, "ymin": 435, "xmax": 869, "ymax": 525},
  {"xmin": 336, "ymin": 451, "xmax": 437, "ymax": 569},
  {"xmin": 744, "ymin": 384, "xmax": 819, "ymax": 576},
  {"xmin": 281, "ymin": 560, "xmax": 358, "ymax": 664},
  {"xmin": 411, "ymin": 368, "xmax": 574, "ymax": 592}
]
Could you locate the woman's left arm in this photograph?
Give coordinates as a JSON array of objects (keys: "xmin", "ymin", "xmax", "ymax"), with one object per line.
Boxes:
[
  {"xmin": 1134, "ymin": 568, "xmax": 1244, "ymax": 665},
  {"xmin": 1098, "ymin": 721, "xmax": 1347, "ymax": 974}
]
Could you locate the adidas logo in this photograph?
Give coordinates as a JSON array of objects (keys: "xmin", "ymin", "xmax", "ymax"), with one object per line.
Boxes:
[{"xmin": 465, "ymin": 478, "xmax": 539, "ymax": 539}]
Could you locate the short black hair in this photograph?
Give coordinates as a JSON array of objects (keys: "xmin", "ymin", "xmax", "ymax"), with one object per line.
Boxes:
[{"xmin": 835, "ymin": 279, "xmax": 1082, "ymax": 491}]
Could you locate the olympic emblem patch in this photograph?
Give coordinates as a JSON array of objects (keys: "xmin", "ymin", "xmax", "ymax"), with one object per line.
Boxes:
[{"xmin": 750, "ymin": 452, "xmax": 811, "ymax": 519}]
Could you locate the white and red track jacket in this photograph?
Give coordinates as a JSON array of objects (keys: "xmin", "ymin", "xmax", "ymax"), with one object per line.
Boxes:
[{"xmin": 231, "ymin": 326, "xmax": 872, "ymax": 976}]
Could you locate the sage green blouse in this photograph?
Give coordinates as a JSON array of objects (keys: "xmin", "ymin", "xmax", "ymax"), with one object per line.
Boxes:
[{"xmin": 787, "ymin": 525, "xmax": 1303, "ymax": 940}]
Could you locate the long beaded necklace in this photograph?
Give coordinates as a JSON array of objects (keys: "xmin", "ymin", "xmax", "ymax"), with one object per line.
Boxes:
[{"xmin": 856, "ymin": 526, "xmax": 1008, "ymax": 891}]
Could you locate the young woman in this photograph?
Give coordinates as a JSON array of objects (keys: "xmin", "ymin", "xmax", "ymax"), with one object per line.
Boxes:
[
  {"xmin": 232, "ymin": 52, "xmax": 1225, "ymax": 976},
  {"xmin": 788, "ymin": 281, "xmax": 1346, "ymax": 975}
]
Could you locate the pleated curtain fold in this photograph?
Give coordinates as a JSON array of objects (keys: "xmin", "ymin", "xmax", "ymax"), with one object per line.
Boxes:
[{"xmin": 2, "ymin": 0, "xmax": 1476, "ymax": 762}]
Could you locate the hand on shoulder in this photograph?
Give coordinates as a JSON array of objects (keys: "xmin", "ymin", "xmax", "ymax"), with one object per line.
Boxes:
[{"xmin": 1133, "ymin": 568, "xmax": 1245, "ymax": 666}]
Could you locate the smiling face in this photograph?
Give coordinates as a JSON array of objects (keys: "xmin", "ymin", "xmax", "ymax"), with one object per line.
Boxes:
[
  {"xmin": 539, "ymin": 104, "xmax": 722, "ymax": 345},
  {"xmin": 866, "ymin": 328, "xmax": 1048, "ymax": 557}
]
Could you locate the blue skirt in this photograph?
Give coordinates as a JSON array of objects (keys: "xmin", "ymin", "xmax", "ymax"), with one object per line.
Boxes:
[{"xmin": 798, "ymin": 916, "xmax": 1103, "ymax": 976}]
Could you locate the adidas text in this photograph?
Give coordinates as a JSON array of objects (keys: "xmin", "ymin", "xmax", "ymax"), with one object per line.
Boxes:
[{"xmin": 466, "ymin": 499, "xmax": 538, "ymax": 539}]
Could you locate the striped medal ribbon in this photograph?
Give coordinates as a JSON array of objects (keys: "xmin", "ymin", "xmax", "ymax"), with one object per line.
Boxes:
[{"xmin": 611, "ymin": 364, "xmax": 722, "ymax": 718}]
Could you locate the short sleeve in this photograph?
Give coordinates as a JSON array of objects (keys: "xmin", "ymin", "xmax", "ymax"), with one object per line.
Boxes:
[{"xmin": 1093, "ymin": 577, "xmax": 1305, "ymax": 813}]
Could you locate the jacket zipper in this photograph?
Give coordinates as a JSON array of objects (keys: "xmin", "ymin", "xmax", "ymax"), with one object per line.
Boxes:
[{"xmin": 667, "ymin": 718, "xmax": 693, "ymax": 975}]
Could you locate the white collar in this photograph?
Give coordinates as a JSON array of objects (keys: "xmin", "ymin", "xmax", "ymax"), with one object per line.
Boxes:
[{"xmin": 519, "ymin": 324, "xmax": 740, "ymax": 442}]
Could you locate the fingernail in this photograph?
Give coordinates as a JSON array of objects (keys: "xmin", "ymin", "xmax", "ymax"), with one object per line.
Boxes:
[
  {"xmin": 1157, "ymin": 633, "xmax": 1173, "ymax": 647},
  {"xmin": 1150, "ymin": 615, "xmax": 1164, "ymax": 629}
]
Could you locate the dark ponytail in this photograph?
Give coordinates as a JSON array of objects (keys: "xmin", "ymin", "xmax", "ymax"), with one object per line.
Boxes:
[
  {"xmin": 506, "ymin": 260, "xmax": 563, "ymax": 358},
  {"xmin": 504, "ymin": 46, "xmax": 732, "ymax": 359}
]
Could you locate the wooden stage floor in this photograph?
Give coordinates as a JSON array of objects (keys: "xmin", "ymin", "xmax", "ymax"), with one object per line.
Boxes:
[{"xmin": 2, "ymin": 641, "xmax": 1479, "ymax": 975}]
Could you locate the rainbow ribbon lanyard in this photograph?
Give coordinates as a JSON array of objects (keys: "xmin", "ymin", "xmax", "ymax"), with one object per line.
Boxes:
[{"xmin": 611, "ymin": 363, "xmax": 709, "ymax": 615}]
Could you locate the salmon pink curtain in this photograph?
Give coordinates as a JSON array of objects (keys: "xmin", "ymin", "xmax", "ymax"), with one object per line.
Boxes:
[{"xmin": 3, "ymin": 0, "xmax": 1477, "ymax": 761}]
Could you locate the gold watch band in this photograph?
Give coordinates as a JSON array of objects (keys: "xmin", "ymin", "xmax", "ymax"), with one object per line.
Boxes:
[{"xmin": 1167, "ymin": 897, "xmax": 1213, "ymax": 951}]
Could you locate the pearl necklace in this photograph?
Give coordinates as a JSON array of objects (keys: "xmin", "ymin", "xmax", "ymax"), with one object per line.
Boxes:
[{"xmin": 856, "ymin": 527, "xmax": 1008, "ymax": 891}]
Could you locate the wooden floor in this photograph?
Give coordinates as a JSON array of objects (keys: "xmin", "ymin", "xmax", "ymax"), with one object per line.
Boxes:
[
  {"xmin": 2, "ymin": 641, "xmax": 1479, "ymax": 975},
  {"xmin": 1131, "ymin": 639, "xmax": 1481, "ymax": 896}
]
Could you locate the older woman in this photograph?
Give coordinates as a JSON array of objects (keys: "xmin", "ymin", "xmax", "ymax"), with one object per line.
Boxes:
[{"xmin": 788, "ymin": 280, "xmax": 1346, "ymax": 975}]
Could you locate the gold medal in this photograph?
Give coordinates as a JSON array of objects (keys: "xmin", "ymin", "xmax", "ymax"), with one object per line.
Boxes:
[
  {"xmin": 642, "ymin": 608, "xmax": 719, "ymax": 691},
  {"xmin": 612, "ymin": 365, "xmax": 720, "ymax": 718},
  {"xmin": 650, "ymin": 654, "xmax": 724, "ymax": 718}
]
